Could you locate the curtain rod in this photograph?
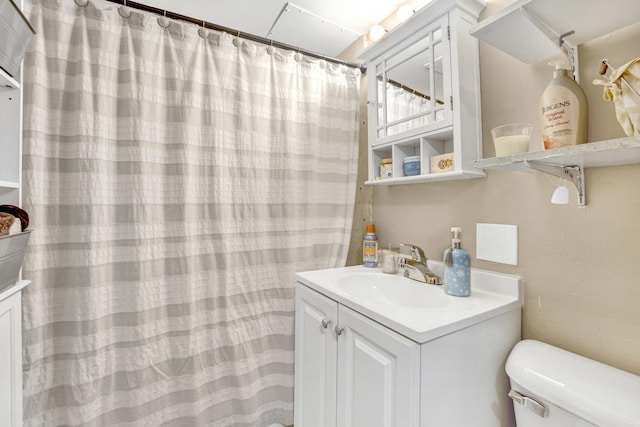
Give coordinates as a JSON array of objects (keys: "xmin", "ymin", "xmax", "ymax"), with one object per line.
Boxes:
[{"xmin": 104, "ymin": 0, "xmax": 367, "ymax": 73}]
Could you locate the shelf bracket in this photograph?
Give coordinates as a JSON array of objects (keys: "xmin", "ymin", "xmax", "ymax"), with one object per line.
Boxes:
[
  {"xmin": 521, "ymin": 8, "xmax": 580, "ymax": 83},
  {"xmin": 558, "ymin": 30, "xmax": 580, "ymax": 84},
  {"xmin": 525, "ymin": 161, "xmax": 586, "ymax": 206}
]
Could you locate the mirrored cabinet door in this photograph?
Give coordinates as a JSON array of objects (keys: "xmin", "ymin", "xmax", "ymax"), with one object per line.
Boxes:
[{"xmin": 374, "ymin": 15, "xmax": 451, "ymax": 144}]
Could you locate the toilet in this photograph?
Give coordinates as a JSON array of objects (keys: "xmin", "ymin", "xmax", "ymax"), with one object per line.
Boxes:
[{"xmin": 506, "ymin": 340, "xmax": 640, "ymax": 427}]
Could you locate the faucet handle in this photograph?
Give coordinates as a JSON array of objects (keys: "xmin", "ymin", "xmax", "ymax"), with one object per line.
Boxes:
[{"xmin": 399, "ymin": 243, "xmax": 427, "ymax": 263}]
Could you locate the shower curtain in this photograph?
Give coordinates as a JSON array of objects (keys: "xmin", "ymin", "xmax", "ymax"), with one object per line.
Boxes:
[{"xmin": 20, "ymin": 0, "xmax": 360, "ymax": 426}]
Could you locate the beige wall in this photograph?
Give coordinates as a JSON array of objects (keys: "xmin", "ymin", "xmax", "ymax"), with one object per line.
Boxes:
[{"xmin": 342, "ymin": 0, "xmax": 640, "ymax": 375}]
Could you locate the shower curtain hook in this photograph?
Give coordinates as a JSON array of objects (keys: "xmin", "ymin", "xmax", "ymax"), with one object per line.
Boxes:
[{"xmin": 198, "ymin": 20, "xmax": 208, "ymax": 38}]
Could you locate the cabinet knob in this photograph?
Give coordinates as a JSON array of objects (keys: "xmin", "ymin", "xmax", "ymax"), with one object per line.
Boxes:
[
  {"xmin": 321, "ymin": 319, "xmax": 331, "ymax": 329},
  {"xmin": 335, "ymin": 325, "xmax": 344, "ymax": 336}
]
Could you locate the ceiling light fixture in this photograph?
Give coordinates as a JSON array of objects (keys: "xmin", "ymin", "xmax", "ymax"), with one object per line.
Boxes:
[
  {"xmin": 369, "ymin": 24, "xmax": 387, "ymax": 42},
  {"xmin": 396, "ymin": 5, "xmax": 415, "ymax": 23}
]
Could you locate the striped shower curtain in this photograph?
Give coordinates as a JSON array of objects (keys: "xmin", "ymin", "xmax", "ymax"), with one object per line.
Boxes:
[{"xmin": 20, "ymin": 0, "xmax": 360, "ymax": 425}]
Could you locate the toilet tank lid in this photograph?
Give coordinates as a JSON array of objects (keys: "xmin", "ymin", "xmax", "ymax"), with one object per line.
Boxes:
[{"xmin": 506, "ymin": 340, "xmax": 640, "ymax": 427}]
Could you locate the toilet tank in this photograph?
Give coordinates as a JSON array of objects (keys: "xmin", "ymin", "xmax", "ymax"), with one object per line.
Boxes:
[{"xmin": 506, "ymin": 340, "xmax": 640, "ymax": 427}]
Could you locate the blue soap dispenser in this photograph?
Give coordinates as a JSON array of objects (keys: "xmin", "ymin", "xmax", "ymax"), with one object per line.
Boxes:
[{"xmin": 443, "ymin": 227, "xmax": 470, "ymax": 297}]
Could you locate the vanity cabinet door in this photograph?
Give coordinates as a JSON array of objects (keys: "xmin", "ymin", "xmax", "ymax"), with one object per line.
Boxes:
[
  {"xmin": 0, "ymin": 290, "xmax": 23, "ymax": 427},
  {"xmin": 294, "ymin": 284, "xmax": 338, "ymax": 427},
  {"xmin": 336, "ymin": 305, "xmax": 420, "ymax": 427}
]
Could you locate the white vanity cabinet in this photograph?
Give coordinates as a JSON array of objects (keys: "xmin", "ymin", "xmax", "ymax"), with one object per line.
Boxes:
[
  {"xmin": 295, "ymin": 265, "xmax": 522, "ymax": 427},
  {"xmin": 0, "ymin": 281, "xmax": 30, "ymax": 427},
  {"xmin": 294, "ymin": 284, "xmax": 419, "ymax": 427},
  {"xmin": 358, "ymin": 0, "xmax": 486, "ymax": 185}
]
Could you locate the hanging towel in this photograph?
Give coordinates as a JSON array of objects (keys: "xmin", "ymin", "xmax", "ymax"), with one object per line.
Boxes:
[{"xmin": 593, "ymin": 57, "xmax": 640, "ymax": 136}]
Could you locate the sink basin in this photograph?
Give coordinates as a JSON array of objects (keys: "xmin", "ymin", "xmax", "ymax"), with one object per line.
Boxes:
[
  {"xmin": 296, "ymin": 264, "xmax": 522, "ymax": 343},
  {"xmin": 336, "ymin": 271, "xmax": 460, "ymax": 310}
]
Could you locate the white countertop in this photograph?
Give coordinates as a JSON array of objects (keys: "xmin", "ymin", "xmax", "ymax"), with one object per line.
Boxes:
[{"xmin": 295, "ymin": 262, "xmax": 522, "ymax": 343}]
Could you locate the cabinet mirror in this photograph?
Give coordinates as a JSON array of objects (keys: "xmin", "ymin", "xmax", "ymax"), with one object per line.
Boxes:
[{"xmin": 375, "ymin": 17, "xmax": 450, "ymax": 141}]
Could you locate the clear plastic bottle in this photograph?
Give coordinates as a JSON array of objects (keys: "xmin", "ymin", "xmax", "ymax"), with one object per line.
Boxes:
[{"xmin": 362, "ymin": 223, "xmax": 378, "ymax": 268}]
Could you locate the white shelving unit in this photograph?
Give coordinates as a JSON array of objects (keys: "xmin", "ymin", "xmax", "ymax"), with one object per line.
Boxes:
[
  {"xmin": 0, "ymin": 69, "xmax": 20, "ymax": 89},
  {"xmin": 469, "ymin": 0, "xmax": 640, "ymax": 79},
  {"xmin": 470, "ymin": 0, "xmax": 640, "ymax": 205},
  {"xmin": 0, "ymin": 2, "xmax": 31, "ymax": 423},
  {"xmin": 359, "ymin": 0, "xmax": 486, "ymax": 186},
  {"xmin": 0, "ymin": 67, "xmax": 23, "ymax": 206}
]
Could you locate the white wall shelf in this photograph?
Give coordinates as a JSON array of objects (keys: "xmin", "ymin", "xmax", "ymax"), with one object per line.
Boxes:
[
  {"xmin": 366, "ymin": 170, "xmax": 485, "ymax": 186},
  {"xmin": 0, "ymin": 181, "xmax": 20, "ymax": 190},
  {"xmin": 475, "ymin": 137, "xmax": 640, "ymax": 172},
  {"xmin": 470, "ymin": 0, "xmax": 640, "ymax": 65},
  {"xmin": 0, "ymin": 69, "xmax": 20, "ymax": 89},
  {"xmin": 475, "ymin": 137, "xmax": 640, "ymax": 206}
]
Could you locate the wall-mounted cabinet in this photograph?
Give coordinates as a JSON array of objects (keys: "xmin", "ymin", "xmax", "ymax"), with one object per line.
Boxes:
[
  {"xmin": 0, "ymin": 0, "xmax": 32, "ymax": 207},
  {"xmin": 0, "ymin": 65, "xmax": 23, "ymax": 207},
  {"xmin": 358, "ymin": 0, "xmax": 486, "ymax": 186}
]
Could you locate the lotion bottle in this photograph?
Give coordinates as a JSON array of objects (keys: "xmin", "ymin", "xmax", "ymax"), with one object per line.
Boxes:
[
  {"xmin": 443, "ymin": 227, "xmax": 470, "ymax": 297},
  {"xmin": 539, "ymin": 60, "xmax": 588, "ymax": 149}
]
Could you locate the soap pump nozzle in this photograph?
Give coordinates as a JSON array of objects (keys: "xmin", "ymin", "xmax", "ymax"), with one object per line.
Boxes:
[
  {"xmin": 451, "ymin": 226, "xmax": 462, "ymax": 249},
  {"xmin": 445, "ymin": 226, "xmax": 461, "ymax": 267},
  {"xmin": 548, "ymin": 59, "xmax": 572, "ymax": 79}
]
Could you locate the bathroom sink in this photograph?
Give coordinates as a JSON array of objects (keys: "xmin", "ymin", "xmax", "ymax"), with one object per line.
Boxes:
[
  {"xmin": 296, "ymin": 264, "xmax": 522, "ymax": 343},
  {"xmin": 336, "ymin": 272, "xmax": 452, "ymax": 309}
]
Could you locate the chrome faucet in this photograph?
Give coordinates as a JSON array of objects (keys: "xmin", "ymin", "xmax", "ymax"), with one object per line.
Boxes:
[{"xmin": 398, "ymin": 243, "xmax": 442, "ymax": 285}]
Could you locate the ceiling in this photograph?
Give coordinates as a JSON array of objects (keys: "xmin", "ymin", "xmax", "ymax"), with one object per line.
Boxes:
[{"xmin": 133, "ymin": 0, "xmax": 409, "ymax": 57}]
